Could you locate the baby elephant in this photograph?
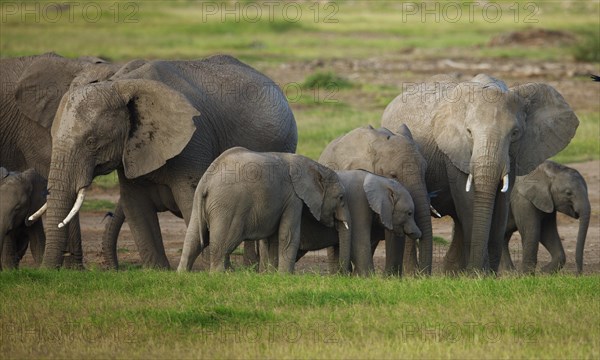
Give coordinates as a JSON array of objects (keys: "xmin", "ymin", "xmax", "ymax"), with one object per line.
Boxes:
[
  {"xmin": 177, "ymin": 147, "xmax": 350, "ymax": 274},
  {"xmin": 289, "ymin": 170, "xmax": 421, "ymax": 276},
  {"xmin": 501, "ymin": 161, "xmax": 590, "ymax": 274},
  {"xmin": 0, "ymin": 167, "xmax": 46, "ymax": 269}
]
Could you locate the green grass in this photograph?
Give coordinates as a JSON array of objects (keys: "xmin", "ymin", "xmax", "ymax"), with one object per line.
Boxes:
[
  {"xmin": 1, "ymin": 1, "xmax": 598, "ymax": 62},
  {"xmin": 0, "ymin": 270, "xmax": 598, "ymax": 358},
  {"xmin": 433, "ymin": 236, "xmax": 450, "ymax": 246}
]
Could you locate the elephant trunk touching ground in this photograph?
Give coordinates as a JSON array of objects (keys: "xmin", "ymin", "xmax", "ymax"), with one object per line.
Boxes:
[
  {"xmin": 102, "ymin": 201, "xmax": 125, "ymax": 269},
  {"xmin": 467, "ymin": 138, "xmax": 509, "ymax": 270},
  {"xmin": 41, "ymin": 151, "xmax": 92, "ymax": 268},
  {"xmin": 575, "ymin": 200, "xmax": 591, "ymax": 274},
  {"xmin": 403, "ymin": 179, "xmax": 432, "ymax": 274}
]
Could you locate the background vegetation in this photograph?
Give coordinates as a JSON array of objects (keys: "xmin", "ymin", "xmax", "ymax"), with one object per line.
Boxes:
[{"xmin": 1, "ymin": 1, "xmax": 598, "ymax": 358}]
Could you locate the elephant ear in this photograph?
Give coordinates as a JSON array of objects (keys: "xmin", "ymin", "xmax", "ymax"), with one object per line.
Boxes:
[
  {"xmin": 515, "ymin": 168, "xmax": 553, "ymax": 213},
  {"xmin": 363, "ymin": 173, "xmax": 394, "ymax": 230},
  {"xmin": 113, "ymin": 79, "xmax": 200, "ymax": 179},
  {"xmin": 15, "ymin": 54, "xmax": 87, "ymax": 129},
  {"xmin": 394, "ymin": 124, "xmax": 414, "ymax": 140},
  {"xmin": 289, "ymin": 156, "xmax": 330, "ymax": 221},
  {"xmin": 511, "ymin": 83, "xmax": 579, "ymax": 175},
  {"xmin": 431, "ymin": 83, "xmax": 472, "ymax": 174}
]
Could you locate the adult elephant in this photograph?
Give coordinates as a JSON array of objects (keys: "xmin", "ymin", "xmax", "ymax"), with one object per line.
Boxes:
[
  {"xmin": 501, "ymin": 161, "xmax": 590, "ymax": 274},
  {"xmin": 36, "ymin": 55, "xmax": 297, "ymax": 269},
  {"xmin": 319, "ymin": 125, "xmax": 432, "ymax": 275},
  {"xmin": 382, "ymin": 74, "xmax": 579, "ymax": 273},
  {"xmin": 0, "ymin": 52, "xmax": 119, "ymax": 268}
]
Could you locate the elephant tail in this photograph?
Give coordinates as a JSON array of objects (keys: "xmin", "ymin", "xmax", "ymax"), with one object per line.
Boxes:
[{"xmin": 199, "ymin": 189, "xmax": 209, "ymax": 249}]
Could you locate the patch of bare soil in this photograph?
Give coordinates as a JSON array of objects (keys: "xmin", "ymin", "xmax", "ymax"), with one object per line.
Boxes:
[{"xmin": 488, "ymin": 28, "xmax": 577, "ymax": 47}]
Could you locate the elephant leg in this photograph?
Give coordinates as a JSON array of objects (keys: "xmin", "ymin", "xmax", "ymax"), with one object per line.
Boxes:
[
  {"xmin": 120, "ymin": 178, "xmax": 170, "ymax": 269},
  {"xmin": 26, "ymin": 221, "xmax": 46, "ymax": 267},
  {"xmin": 444, "ymin": 221, "xmax": 467, "ymax": 274},
  {"xmin": 209, "ymin": 228, "xmax": 243, "ymax": 272},
  {"xmin": 518, "ymin": 223, "xmax": 541, "ymax": 275},
  {"xmin": 1, "ymin": 233, "xmax": 18, "ymax": 270},
  {"xmin": 499, "ymin": 230, "xmax": 516, "ymax": 273},
  {"xmin": 385, "ymin": 230, "xmax": 405, "ymax": 276},
  {"xmin": 243, "ymin": 241, "xmax": 260, "ymax": 269},
  {"xmin": 403, "ymin": 238, "xmax": 419, "ymax": 276},
  {"xmin": 539, "ymin": 215, "xmax": 566, "ymax": 273},
  {"xmin": 259, "ymin": 237, "xmax": 278, "ymax": 273},
  {"xmin": 326, "ymin": 246, "xmax": 340, "ymax": 275},
  {"xmin": 62, "ymin": 216, "xmax": 84, "ymax": 269},
  {"xmin": 277, "ymin": 202, "xmax": 303, "ymax": 274}
]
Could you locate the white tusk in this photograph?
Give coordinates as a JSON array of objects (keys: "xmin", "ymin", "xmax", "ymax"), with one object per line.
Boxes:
[
  {"xmin": 501, "ymin": 174, "xmax": 509, "ymax": 193},
  {"xmin": 58, "ymin": 188, "xmax": 87, "ymax": 228},
  {"xmin": 465, "ymin": 173, "xmax": 473, "ymax": 192},
  {"xmin": 343, "ymin": 221, "xmax": 349, "ymax": 230},
  {"xmin": 430, "ymin": 205, "xmax": 442, "ymax": 218},
  {"xmin": 28, "ymin": 203, "xmax": 48, "ymax": 222}
]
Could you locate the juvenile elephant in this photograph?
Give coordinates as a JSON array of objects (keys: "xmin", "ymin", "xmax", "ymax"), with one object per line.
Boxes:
[
  {"xmin": 290, "ymin": 170, "xmax": 421, "ymax": 276},
  {"xmin": 501, "ymin": 161, "xmax": 590, "ymax": 274},
  {"xmin": 177, "ymin": 147, "xmax": 350, "ymax": 274},
  {"xmin": 31, "ymin": 55, "xmax": 297, "ymax": 269},
  {"xmin": 319, "ymin": 125, "xmax": 432, "ymax": 275},
  {"xmin": 1, "ymin": 52, "xmax": 121, "ymax": 268},
  {"xmin": 0, "ymin": 167, "xmax": 46, "ymax": 269},
  {"xmin": 382, "ymin": 74, "xmax": 579, "ymax": 273}
]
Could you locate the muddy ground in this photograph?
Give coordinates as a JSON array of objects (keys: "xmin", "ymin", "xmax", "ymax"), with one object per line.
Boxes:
[{"xmin": 17, "ymin": 56, "xmax": 600, "ymax": 275}]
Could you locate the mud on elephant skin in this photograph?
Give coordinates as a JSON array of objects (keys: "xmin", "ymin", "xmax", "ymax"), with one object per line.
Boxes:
[
  {"xmin": 292, "ymin": 170, "xmax": 421, "ymax": 276},
  {"xmin": 319, "ymin": 125, "xmax": 432, "ymax": 275},
  {"xmin": 178, "ymin": 147, "xmax": 350, "ymax": 274},
  {"xmin": 0, "ymin": 167, "xmax": 46, "ymax": 270},
  {"xmin": 35, "ymin": 54, "xmax": 297, "ymax": 269},
  {"xmin": 501, "ymin": 161, "xmax": 590, "ymax": 274},
  {"xmin": 382, "ymin": 74, "xmax": 579, "ymax": 273}
]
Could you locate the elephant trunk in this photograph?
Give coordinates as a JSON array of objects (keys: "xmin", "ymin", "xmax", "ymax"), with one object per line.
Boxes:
[
  {"xmin": 468, "ymin": 141, "xmax": 507, "ymax": 271},
  {"xmin": 335, "ymin": 205, "xmax": 351, "ymax": 274},
  {"xmin": 41, "ymin": 152, "xmax": 91, "ymax": 269},
  {"xmin": 410, "ymin": 184, "xmax": 433, "ymax": 275},
  {"xmin": 102, "ymin": 200, "xmax": 125, "ymax": 270},
  {"xmin": 575, "ymin": 201, "xmax": 591, "ymax": 274}
]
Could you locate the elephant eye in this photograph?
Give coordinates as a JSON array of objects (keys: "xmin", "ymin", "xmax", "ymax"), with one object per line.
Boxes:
[
  {"xmin": 566, "ymin": 190, "xmax": 573, "ymax": 196},
  {"xmin": 407, "ymin": 210, "xmax": 413, "ymax": 217},
  {"xmin": 85, "ymin": 136, "xmax": 98, "ymax": 151},
  {"xmin": 511, "ymin": 128, "xmax": 521, "ymax": 141}
]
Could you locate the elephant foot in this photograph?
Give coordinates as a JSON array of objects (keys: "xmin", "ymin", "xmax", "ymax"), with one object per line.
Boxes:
[
  {"xmin": 541, "ymin": 261, "xmax": 563, "ymax": 274},
  {"xmin": 62, "ymin": 254, "xmax": 85, "ymax": 270}
]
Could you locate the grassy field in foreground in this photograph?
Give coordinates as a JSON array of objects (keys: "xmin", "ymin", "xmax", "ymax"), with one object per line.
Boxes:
[{"xmin": 0, "ymin": 270, "xmax": 598, "ymax": 359}]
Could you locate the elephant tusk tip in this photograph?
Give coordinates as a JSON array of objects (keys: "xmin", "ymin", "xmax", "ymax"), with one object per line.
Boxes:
[
  {"xmin": 27, "ymin": 216, "xmax": 35, "ymax": 221},
  {"xmin": 58, "ymin": 222, "xmax": 65, "ymax": 229},
  {"xmin": 343, "ymin": 221, "xmax": 349, "ymax": 230}
]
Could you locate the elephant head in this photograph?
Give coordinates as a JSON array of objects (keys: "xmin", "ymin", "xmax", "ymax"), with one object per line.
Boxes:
[
  {"xmin": 363, "ymin": 173, "xmax": 422, "ymax": 240},
  {"xmin": 515, "ymin": 161, "xmax": 590, "ymax": 273},
  {"xmin": 428, "ymin": 75, "xmax": 578, "ymax": 269},
  {"xmin": 288, "ymin": 154, "xmax": 351, "ymax": 272},
  {"xmin": 0, "ymin": 167, "xmax": 46, "ymax": 269},
  {"xmin": 319, "ymin": 125, "xmax": 432, "ymax": 274},
  {"xmin": 36, "ymin": 79, "xmax": 200, "ymax": 268}
]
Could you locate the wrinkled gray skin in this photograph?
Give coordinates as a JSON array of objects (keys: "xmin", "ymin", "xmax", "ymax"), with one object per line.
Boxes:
[
  {"xmin": 43, "ymin": 55, "xmax": 297, "ymax": 269},
  {"xmin": 0, "ymin": 167, "xmax": 46, "ymax": 269},
  {"xmin": 501, "ymin": 161, "xmax": 590, "ymax": 274},
  {"xmin": 289, "ymin": 170, "xmax": 421, "ymax": 276},
  {"xmin": 177, "ymin": 147, "xmax": 350, "ymax": 274},
  {"xmin": 319, "ymin": 125, "xmax": 432, "ymax": 275},
  {"xmin": 382, "ymin": 74, "xmax": 579, "ymax": 273},
  {"xmin": 0, "ymin": 52, "xmax": 120, "ymax": 268}
]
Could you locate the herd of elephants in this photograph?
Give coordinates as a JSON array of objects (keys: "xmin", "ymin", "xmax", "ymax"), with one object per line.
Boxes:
[{"xmin": 0, "ymin": 52, "xmax": 590, "ymax": 276}]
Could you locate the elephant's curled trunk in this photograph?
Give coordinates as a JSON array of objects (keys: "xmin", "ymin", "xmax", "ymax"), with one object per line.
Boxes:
[{"xmin": 102, "ymin": 200, "xmax": 125, "ymax": 270}]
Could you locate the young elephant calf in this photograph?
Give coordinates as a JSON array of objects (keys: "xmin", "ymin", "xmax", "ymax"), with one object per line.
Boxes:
[
  {"xmin": 270, "ymin": 170, "xmax": 421, "ymax": 276},
  {"xmin": 0, "ymin": 167, "xmax": 46, "ymax": 269},
  {"xmin": 501, "ymin": 161, "xmax": 590, "ymax": 274},
  {"xmin": 177, "ymin": 147, "xmax": 350, "ymax": 274}
]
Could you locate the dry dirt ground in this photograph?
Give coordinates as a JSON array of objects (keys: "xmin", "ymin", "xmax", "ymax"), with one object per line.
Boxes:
[{"xmin": 16, "ymin": 55, "xmax": 600, "ymax": 275}]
